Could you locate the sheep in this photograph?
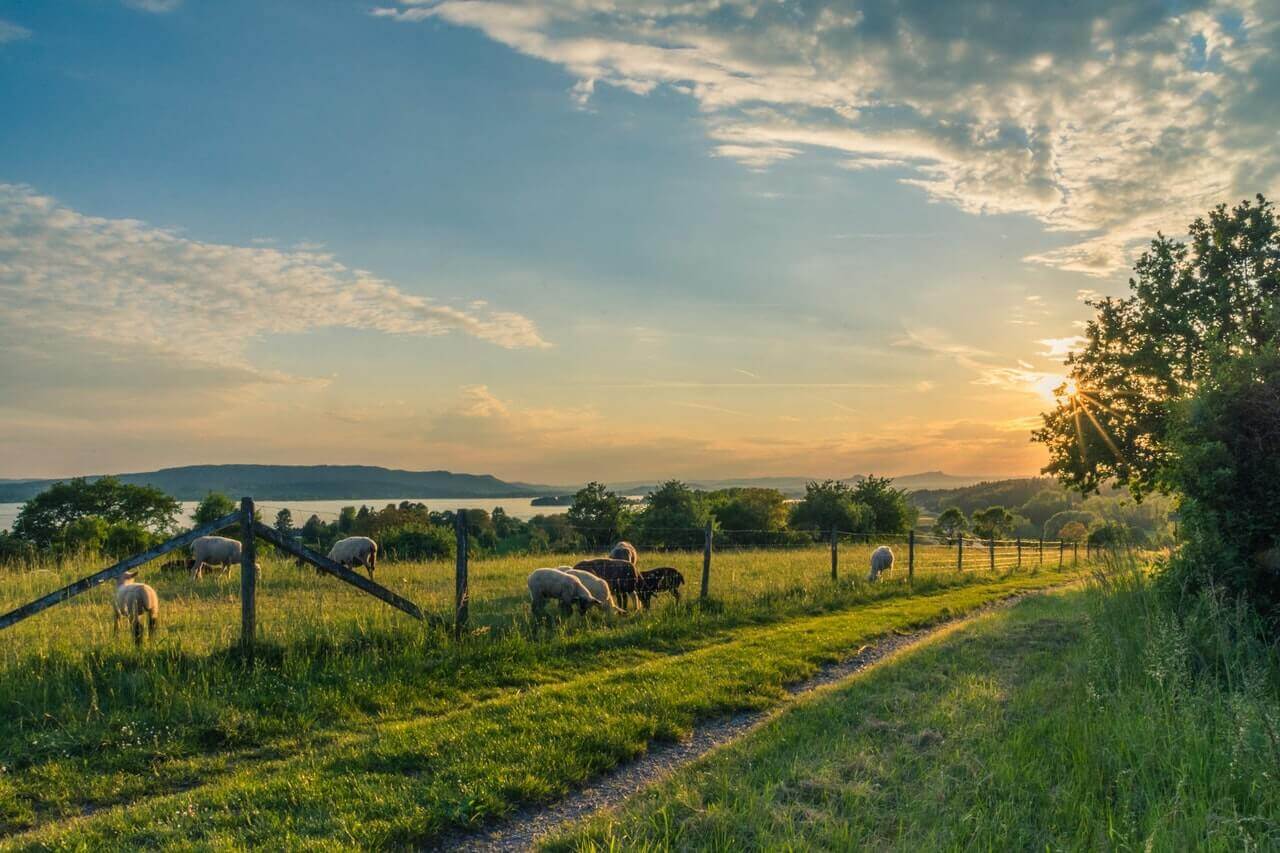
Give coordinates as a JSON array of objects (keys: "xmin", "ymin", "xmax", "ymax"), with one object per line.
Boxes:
[
  {"xmin": 113, "ymin": 571, "xmax": 159, "ymax": 644},
  {"xmin": 527, "ymin": 567, "xmax": 604, "ymax": 618},
  {"xmin": 190, "ymin": 536, "xmax": 258, "ymax": 580},
  {"xmin": 327, "ymin": 536, "xmax": 378, "ymax": 579},
  {"xmin": 573, "ymin": 557, "xmax": 641, "ymax": 610},
  {"xmin": 869, "ymin": 545, "xmax": 894, "ymax": 581},
  {"xmin": 608, "ymin": 540, "xmax": 638, "ymax": 566},
  {"xmin": 563, "ymin": 567, "xmax": 626, "ymax": 615},
  {"xmin": 636, "ymin": 567, "xmax": 685, "ymax": 608}
]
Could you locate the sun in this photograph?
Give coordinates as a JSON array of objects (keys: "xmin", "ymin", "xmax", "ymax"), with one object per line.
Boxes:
[{"xmin": 1063, "ymin": 378, "xmax": 1079, "ymax": 398}]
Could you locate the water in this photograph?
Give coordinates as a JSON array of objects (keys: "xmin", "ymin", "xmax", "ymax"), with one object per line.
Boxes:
[{"xmin": 0, "ymin": 497, "xmax": 569, "ymax": 533}]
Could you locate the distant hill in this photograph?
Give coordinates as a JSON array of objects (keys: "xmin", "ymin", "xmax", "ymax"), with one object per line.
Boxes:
[
  {"xmin": 0, "ymin": 465, "xmax": 562, "ymax": 503},
  {"xmin": 909, "ymin": 477, "xmax": 1059, "ymax": 515},
  {"xmin": 613, "ymin": 471, "xmax": 1002, "ymax": 498}
]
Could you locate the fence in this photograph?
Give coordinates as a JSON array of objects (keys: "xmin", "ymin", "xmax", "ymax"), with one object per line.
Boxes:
[{"xmin": 0, "ymin": 500, "xmax": 1087, "ymax": 646}]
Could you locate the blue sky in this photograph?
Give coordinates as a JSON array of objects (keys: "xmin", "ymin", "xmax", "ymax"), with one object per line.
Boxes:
[{"xmin": 1, "ymin": 0, "xmax": 1274, "ymax": 482}]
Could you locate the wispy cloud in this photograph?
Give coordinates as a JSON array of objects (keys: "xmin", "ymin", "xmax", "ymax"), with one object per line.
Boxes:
[
  {"xmin": 377, "ymin": 0, "xmax": 1280, "ymax": 277},
  {"xmin": 122, "ymin": 0, "xmax": 183, "ymax": 12},
  {"xmin": 0, "ymin": 19, "xmax": 31, "ymax": 43},
  {"xmin": 0, "ymin": 184, "xmax": 550, "ymax": 394}
]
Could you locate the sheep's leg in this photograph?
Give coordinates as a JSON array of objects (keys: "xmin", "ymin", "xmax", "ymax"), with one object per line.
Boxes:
[
  {"xmin": 132, "ymin": 616, "xmax": 143, "ymax": 645},
  {"xmin": 671, "ymin": 587, "xmax": 681, "ymax": 602},
  {"xmin": 113, "ymin": 609, "xmax": 120, "ymax": 635},
  {"xmin": 148, "ymin": 611, "xmax": 157, "ymax": 637}
]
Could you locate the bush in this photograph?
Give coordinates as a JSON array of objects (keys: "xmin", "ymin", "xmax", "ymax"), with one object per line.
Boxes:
[
  {"xmin": 1162, "ymin": 349, "xmax": 1280, "ymax": 625},
  {"xmin": 380, "ymin": 524, "xmax": 455, "ymax": 561}
]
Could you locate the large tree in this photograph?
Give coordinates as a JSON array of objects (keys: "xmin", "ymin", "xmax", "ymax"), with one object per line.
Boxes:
[
  {"xmin": 851, "ymin": 475, "xmax": 918, "ymax": 534},
  {"xmin": 566, "ymin": 482, "xmax": 632, "ymax": 549},
  {"xmin": 13, "ymin": 477, "xmax": 181, "ymax": 548},
  {"xmin": 1034, "ymin": 195, "xmax": 1280, "ymax": 498},
  {"xmin": 789, "ymin": 480, "xmax": 873, "ymax": 536},
  {"xmin": 635, "ymin": 480, "xmax": 712, "ymax": 549}
]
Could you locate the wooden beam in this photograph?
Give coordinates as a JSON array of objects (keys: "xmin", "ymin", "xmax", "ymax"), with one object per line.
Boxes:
[
  {"xmin": 240, "ymin": 497, "xmax": 257, "ymax": 648},
  {"xmin": 252, "ymin": 522, "xmax": 424, "ymax": 621},
  {"xmin": 0, "ymin": 511, "xmax": 242, "ymax": 631}
]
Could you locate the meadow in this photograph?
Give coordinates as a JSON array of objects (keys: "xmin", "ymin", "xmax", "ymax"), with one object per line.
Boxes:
[
  {"xmin": 551, "ymin": 565, "xmax": 1280, "ymax": 851},
  {"xmin": 0, "ymin": 544, "xmax": 1086, "ymax": 848}
]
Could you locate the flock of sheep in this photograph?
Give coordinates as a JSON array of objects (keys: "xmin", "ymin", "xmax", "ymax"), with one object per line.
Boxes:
[
  {"xmin": 109, "ymin": 533, "xmax": 896, "ymax": 643},
  {"xmin": 527, "ymin": 540, "xmax": 687, "ymax": 619}
]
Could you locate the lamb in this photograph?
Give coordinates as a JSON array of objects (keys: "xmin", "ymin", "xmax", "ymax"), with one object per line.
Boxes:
[
  {"xmin": 636, "ymin": 566, "xmax": 685, "ymax": 608},
  {"xmin": 869, "ymin": 545, "xmax": 894, "ymax": 581},
  {"xmin": 327, "ymin": 536, "xmax": 378, "ymax": 579},
  {"xmin": 608, "ymin": 540, "xmax": 638, "ymax": 566},
  {"xmin": 563, "ymin": 567, "xmax": 626, "ymax": 614},
  {"xmin": 190, "ymin": 536, "xmax": 258, "ymax": 580},
  {"xmin": 573, "ymin": 557, "xmax": 641, "ymax": 609},
  {"xmin": 113, "ymin": 571, "xmax": 159, "ymax": 644},
  {"xmin": 527, "ymin": 567, "xmax": 604, "ymax": 618}
]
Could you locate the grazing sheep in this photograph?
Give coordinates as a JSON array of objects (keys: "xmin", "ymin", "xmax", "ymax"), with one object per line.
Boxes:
[
  {"xmin": 608, "ymin": 540, "xmax": 638, "ymax": 566},
  {"xmin": 636, "ymin": 567, "xmax": 685, "ymax": 608},
  {"xmin": 327, "ymin": 536, "xmax": 378, "ymax": 579},
  {"xmin": 573, "ymin": 557, "xmax": 641, "ymax": 610},
  {"xmin": 527, "ymin": 568, "xmax": 603, "ymax": 618},
  {"xmin": 113, "ymin": 571, "xmax": 159, "ymax": 644},
  {"xmin": 563, "ymin": 567, "xmax": 626, "ymax": 615},
  {"xmin": 190, "ymin": 536, "xmax": 258, "ymax": 580},
  {"xmin": 869, "ymin": 545, "xmax": 894, "ymax": 581}
]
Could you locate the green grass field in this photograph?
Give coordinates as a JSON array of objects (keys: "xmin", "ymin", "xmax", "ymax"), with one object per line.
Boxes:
[
  {"xmin": 0, "ymin": 544, "xmax": 1084, "ymax": 848},
  {"xmin": 551, "ymin": 571, "xmax": 1280, "ymax": 850}
]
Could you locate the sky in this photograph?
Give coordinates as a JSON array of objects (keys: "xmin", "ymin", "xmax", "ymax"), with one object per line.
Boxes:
[{"xmin": 0, "ymin": 0, "xmax": 1276, "ymax": 485}]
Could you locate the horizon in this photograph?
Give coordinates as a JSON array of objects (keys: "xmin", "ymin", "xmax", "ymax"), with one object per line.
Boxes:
[{"xmin": 3, "ymin": 2, "xmax": 1273, "ymax": 482}]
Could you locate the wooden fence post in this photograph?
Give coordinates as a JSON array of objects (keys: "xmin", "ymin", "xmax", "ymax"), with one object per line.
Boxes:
[
  {"xmin": 700, "ymin": 521, "xmax": 713, "ymax": 600},
  {"xmin": 1039, "ymin": 536, "xmax": 1044, "ymax": 566},
  {"xmin": 830, "ymin": 528, "xmax": 838, "ymax": 581},
  {"xmin": 1059, "ymin": 540, "xmax": 1065, "ymax": 568},
  {"xmin": 957, "ymin": 534, "xmax": 964, "ymax": 572},
  {"xmin": 1016, "ymin": 536, "xmax": 1022, "ymax": 569},
  {"xmin": 1074, "ymin": 541, "xmax": 1079, "ymax": 566},
  {"xmin": 240, "ymin": 497, "xmax": 257, "ymax": 651},
  {"xmin": 454, "ymin": 510, "xmax": 469, "ymax": 637},
  {"xmin": 908, "ymin": 530, "xmax": 915, "ymax": 590}
]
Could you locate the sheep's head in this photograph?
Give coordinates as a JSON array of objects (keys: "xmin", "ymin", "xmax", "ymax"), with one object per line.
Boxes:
[
  {"xmin": 116, "ymin": 570, "xmax": 138, "ymax": 587},
  {"xmin": 577, "ymin": 595, "xmax": 604, "ymax": 614}
]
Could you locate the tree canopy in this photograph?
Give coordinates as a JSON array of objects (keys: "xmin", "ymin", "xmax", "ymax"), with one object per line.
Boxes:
[
  {"xmin": 12, "ymin": 477, "xmax": 181, "ymax": 548},
  {"xmin": 1035, "ymin": 195, "xmax": 1280, "ymax": 499},
  {"xmin": 567, "ymin": 482, "xmax": 632, "ymax": 549},
  {"xmin": 790, "ymin": 480, "xmax": 873, "ymax": 535}
]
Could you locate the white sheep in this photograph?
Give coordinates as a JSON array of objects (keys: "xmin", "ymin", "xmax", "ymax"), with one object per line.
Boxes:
[
  {"xmin": 608, "ymin": 540, "xmax": 638, "ymax": 566},
  {"xmin": 563, "ymin": 567, "xmax": 626, "ymax": 615},
  {"xmin": 190, "ymin": 535, "xmax": 258, "ymax": 580},
  {"xmin": 114, "ymin": 571, "xmax": 159, "ymax": 644},
  {"xmin": 327, "ymin": 536, "xmax": 378, "ymax": 578},
  {"xmin": 527, "ymin": 567, "xmax": 603, "ymax": 618},
  {"xmin": 869, "ymin": 545, "xmax": 894, "ymax": 581}
]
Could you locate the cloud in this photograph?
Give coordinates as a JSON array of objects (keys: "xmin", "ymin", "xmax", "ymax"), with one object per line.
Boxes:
[
  {"xmin": 0, "ymin": 19, "xmax": 30, "ymax": 43},
  {"xmin": 376, "ymin": 0, "xmax": 1280, "ymax": 276},
  {"xmin": 1038, "ymin": 336, "xmax": 1086, "ymax": 358},
  {"xmin": 0, "ymin": 183, "xmax": 549, "ymax": 395},
  {"xmin": 122, "ymin": 0, "xmax": 182, "ymax": 12}
]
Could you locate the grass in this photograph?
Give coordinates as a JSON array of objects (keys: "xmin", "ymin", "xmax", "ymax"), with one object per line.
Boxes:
[
  {"xmin": 0, "ymin": 545, "xmax": 1083, "ymax": 848},
  {"xmin": 550, "ymin": 564, "xmax": 1280, "ymax": 851}
]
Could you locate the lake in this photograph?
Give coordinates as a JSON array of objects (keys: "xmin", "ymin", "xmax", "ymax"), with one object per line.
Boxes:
[{"xmin": 0, "ymin": 497, "xmax": 569, "ymax": 533}]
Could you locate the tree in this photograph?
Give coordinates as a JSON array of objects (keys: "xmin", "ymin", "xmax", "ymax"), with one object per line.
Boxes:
[
  {"xmin": 1044, "ymin": 510, "xmax": 1099, "ymax": 540},
  {"xmin": 567, "ymin": 482, "xmax": 631, "ymax": 549},
  {"xmin": 102, "ymin": 522, "xmax": 158, "ymax": 557},
  {"xmin": 338, "ymin": 506, "xmax": 357, "ymax": 533},
  {"xmin": 851, "ymin": 476, "xmax": 918, "ymax": 533},
  {"xmin": 636, "ymin": 480, "xmax": 712, "ymax": 549},
  {"xmin": 12, "ymin": 477, "xmax": 181, "ymax": 548},
  {"xmin": 192, "ymin": 492, "xmax": 237, "ymax": 526},
  {"xmin": 1019, "ymin": 488, "xmax": 1074, "ymax": 527},
  {"xmin": 971, "ymin": 506, "xmax": 1016, "ymax": 540},
  {"xmin": 933, "ymin": 506, "xmax": 968, "ymax": 543},
  {"xmin": 300, "ymin": 514, "xmax": 331, "ymax": 548},
  {"xmin": 1058, "ymin": 521, "xmax": 1089, "ymax": 543},
  {"xmin": 790, "ymin": 480, "xmax": 874, "ymax": 536},
  {"xmin": 1036, "ymin": 195, "xmax": 1280, "ymax": 498},
  {"xmin": 710, "ymin": 488, "xmax": 791, "ymax": 545},
  {"xmin": 1162, "ymin": 348, "xmax": 1280, "ymax": 622},
  {"xmin": 274, "ymin": 508, "xmax": 295, "ymax": 536}
]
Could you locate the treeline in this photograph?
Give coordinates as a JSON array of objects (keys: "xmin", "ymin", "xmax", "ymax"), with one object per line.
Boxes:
[{"xmin": 918, "ymin": 478, "xmax": 1176, "ymax": 546}]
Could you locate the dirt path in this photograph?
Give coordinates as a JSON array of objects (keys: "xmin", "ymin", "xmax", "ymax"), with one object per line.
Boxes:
[{"xmin": 440, "ymin": 586, "xmax": 1064, "ymax": 852}]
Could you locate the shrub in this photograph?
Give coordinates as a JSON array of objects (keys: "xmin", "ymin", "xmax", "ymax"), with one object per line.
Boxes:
[{"xmin": 380, "ymin": 524, "xmax": 455, "ymax": 561}]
